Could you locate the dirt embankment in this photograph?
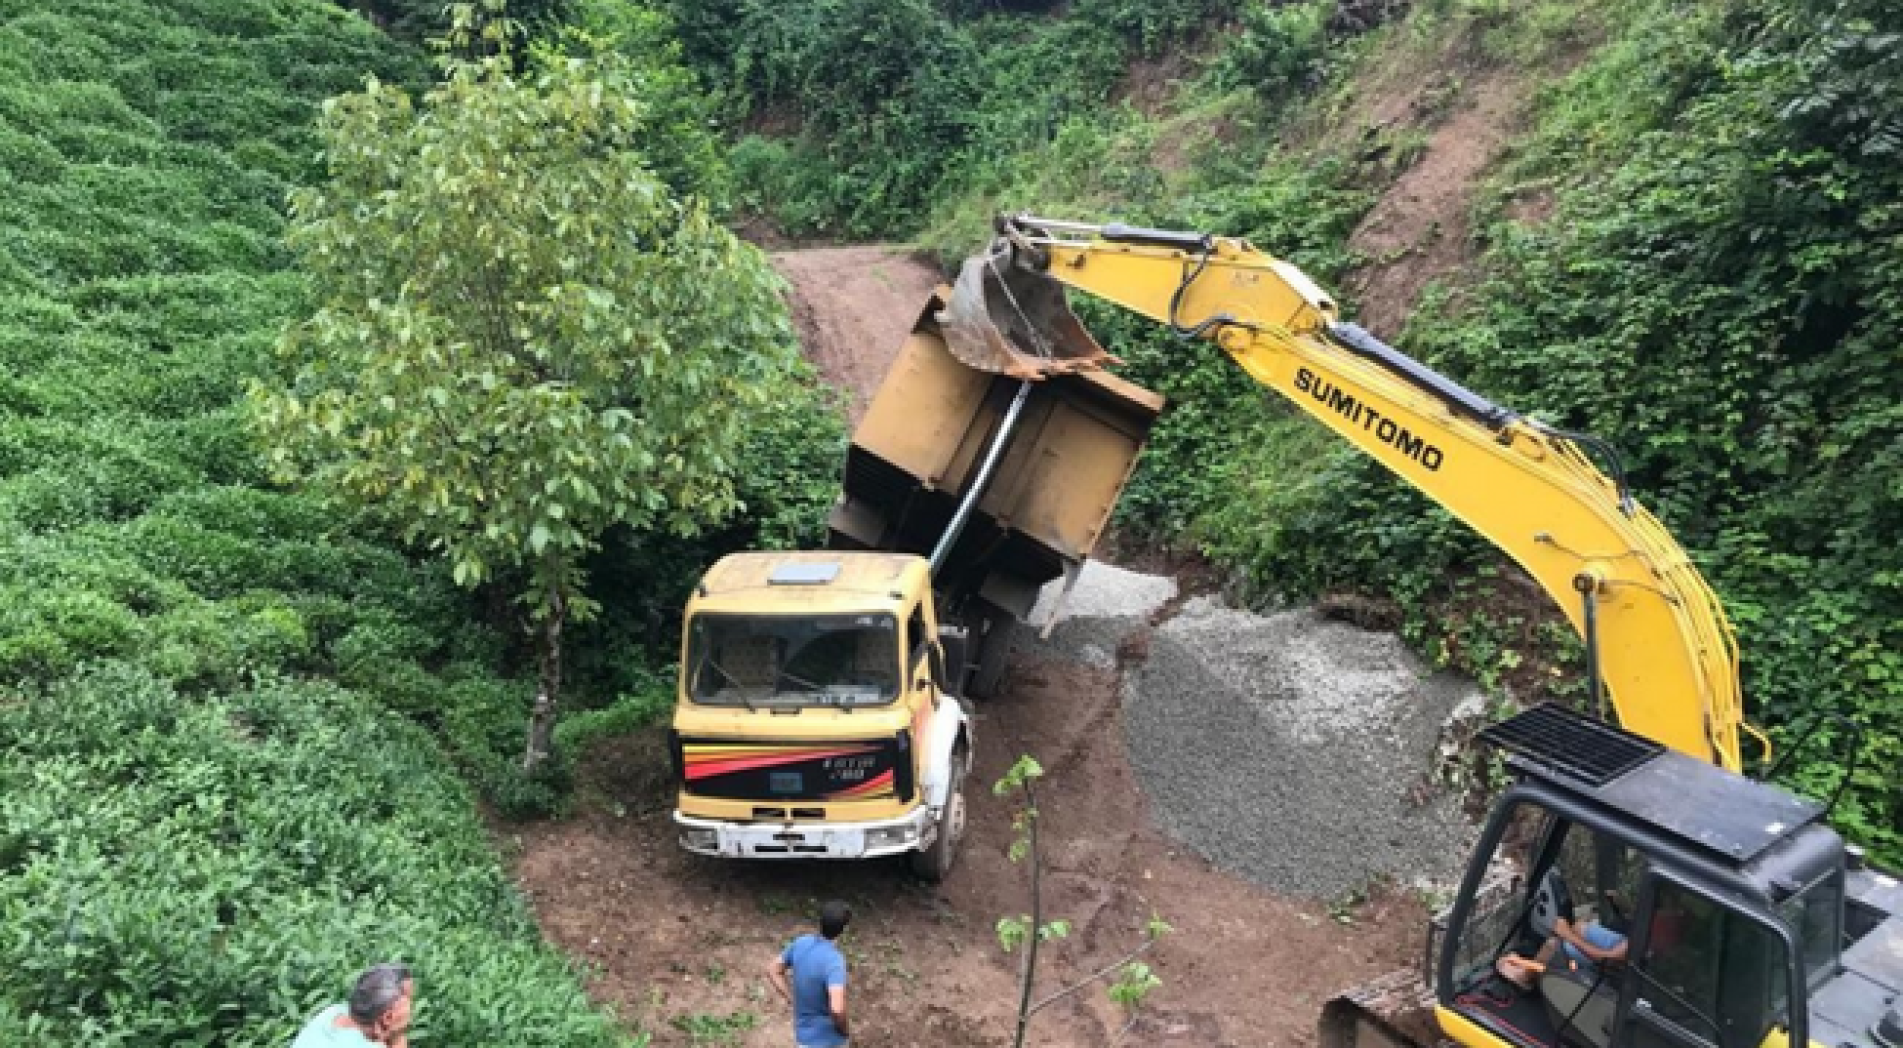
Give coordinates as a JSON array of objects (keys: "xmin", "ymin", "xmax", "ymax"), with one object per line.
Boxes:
[
  {"xmin": 1326, "ymin": 24, "xmax": 1572, "ymax": 337},
  {"xmin": 509, "ymin": 644, "xmax": 1430, "ymax": 1048},
  {"xmin": 770, "ymin": 246, "xmax": 947, "ymax": 425},
  {"xmin": 1340, "ymin": 73, "xmax": 1521, "ymax": 336}
]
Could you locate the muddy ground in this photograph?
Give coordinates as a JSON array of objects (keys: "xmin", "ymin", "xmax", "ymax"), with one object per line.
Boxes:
[
  {"xmin": 508, "ymin": 649, "xmax": 1427, "ymax": 1047},
  {"xmin": 505, "ymin": 246, "xmax": 1431, "ymax": 1047}
]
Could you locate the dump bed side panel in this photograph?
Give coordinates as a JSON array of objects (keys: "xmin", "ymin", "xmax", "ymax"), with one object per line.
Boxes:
[{"xmin": 828, "ymin": 293, "xmax": 1163, "ymax": 623}]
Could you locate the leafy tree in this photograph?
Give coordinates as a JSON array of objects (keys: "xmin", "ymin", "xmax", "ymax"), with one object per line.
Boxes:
[
  {"xmin": 547, "ymin": 0, "xmax": 734, "ymax": 210},
  {"xmin": 253, "ymin": 49, "xmax": 800, "ymax": 773}
]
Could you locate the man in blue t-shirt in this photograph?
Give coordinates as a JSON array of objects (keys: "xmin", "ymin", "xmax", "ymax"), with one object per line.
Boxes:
[
  {"xmin": 1498, "ymin": 916, "xmax": 1628, "ymax": 989},
  {"xmin": 768, "ymin": 900, "xmax": 852, "ymax": 1047}
]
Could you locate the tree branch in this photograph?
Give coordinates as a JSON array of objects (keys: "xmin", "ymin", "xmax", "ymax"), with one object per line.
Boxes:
[{"xmin": 1026, "ymin": 935, "xmax": 1161, "ymax": 1018}]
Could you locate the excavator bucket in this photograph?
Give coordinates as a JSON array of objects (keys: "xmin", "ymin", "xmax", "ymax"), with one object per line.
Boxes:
[{"xmin": 936, "ymin": 247, "xmax": 1119, "ymax": 379}]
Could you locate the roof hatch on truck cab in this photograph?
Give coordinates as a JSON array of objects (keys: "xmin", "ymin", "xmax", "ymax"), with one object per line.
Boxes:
[{"xmin": 769, "ymin": 562, "xmax": 841, "ymax": 586}]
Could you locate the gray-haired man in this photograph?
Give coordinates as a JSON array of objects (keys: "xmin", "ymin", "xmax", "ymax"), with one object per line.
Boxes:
[{"xmin": 292, "ymin": 962, "xmax": 414, "ymax": 1047}]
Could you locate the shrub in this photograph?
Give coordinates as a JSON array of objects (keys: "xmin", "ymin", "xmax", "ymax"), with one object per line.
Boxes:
[
  {"xmin": 0, "ymin": 665, "xmax": 638, "ymax": 1047},
  {"xmin": 0, "ymin": 2, "xmax": 642, "ymax": 1035},
  {"xmin": 1208, "ymin": 0, "xmax": 1332, "ymax": 100}
]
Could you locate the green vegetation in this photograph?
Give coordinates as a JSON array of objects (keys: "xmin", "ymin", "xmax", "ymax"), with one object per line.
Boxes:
[
  {"xmin": 0, "ymin": 0, "xmax": 838, "ymax": 1040},
  {"xmin": 254, "ymin": 32, "xmax": 804, "ymax": 772},
  {"xmin": 1406, "ymin": 0, "xmax": 1902, "ymax": 857},
  {"xmin": 690, "ymin": 0, "xmax": 1900, "ymax": 863},
  {"xmin": 0, "ymin": 667, "xmax": 633, "ymax": 1046},
  {"xmin": 1179, "ymin": 0, "xmax": 1899, "ymax": 862},
  {"xmin": 664, "ymin": 0, "xmax": 1237, "ymax": 237},
  {"xmin": 5, "ymin": 0, "xmax": 1896, "ymax": 1042},
  {"xmin": 331, "ymin": 0, "xmax": 571, "ymax": 42},
  {"xmin": 669, "ymin": 1009, "xmax": 759, "ymax": 1045}
]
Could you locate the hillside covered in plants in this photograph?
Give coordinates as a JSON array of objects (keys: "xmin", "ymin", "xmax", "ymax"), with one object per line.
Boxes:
[
  {"xmin": 1, "ymin": 0, "xmax": 1897, "ymax": 1041},
  {"xmin": 673, "ymin": 0, "xmax": 1901, "ymax": 862},
  {"xmin": 0, "ymin": 0, "xmax": 837, "ymax": 1042}
]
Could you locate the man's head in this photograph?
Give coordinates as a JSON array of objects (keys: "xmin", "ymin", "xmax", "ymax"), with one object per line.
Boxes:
[
  {"xmin": 819, "ymin": 899, "xmax": 852, "ymax": 940},
  {"xmin": 349, "ymin": 962, "xmax": 414, "ymax": 1040}
]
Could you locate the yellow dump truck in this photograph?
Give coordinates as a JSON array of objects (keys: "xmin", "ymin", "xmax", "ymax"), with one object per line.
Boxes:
[{"xmin": 668, "ymin": 289, "xmax": 1161, "ymax": 879}]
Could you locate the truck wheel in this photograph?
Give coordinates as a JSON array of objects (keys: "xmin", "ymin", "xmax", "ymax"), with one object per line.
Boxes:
[
  {"xmin": 968, "ymin": 612, "xmax": 1016, "ymax": 698},
  {"xmin": 909, "ymin": 751, "xmax": 967, "ymax": 882}
]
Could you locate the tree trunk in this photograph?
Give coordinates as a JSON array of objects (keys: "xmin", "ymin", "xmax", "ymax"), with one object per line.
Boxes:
[
  {"xmin": 1013, "ymin": 778, "xmax": 1042, "ymax": 1048},
  {"xmin": 522, "ymin": 583, "xmax": 566, "ymax": 774}
]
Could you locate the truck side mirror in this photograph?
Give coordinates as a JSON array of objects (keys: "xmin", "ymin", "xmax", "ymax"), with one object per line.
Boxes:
[{"xmin": 933, "ymin": 627, "xmax": 969, "ymax": 699}]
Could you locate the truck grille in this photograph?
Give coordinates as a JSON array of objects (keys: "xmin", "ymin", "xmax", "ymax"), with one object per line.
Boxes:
[{"xmin": 751, "ymin": 807, "xmax": 829, "ymax": 821}]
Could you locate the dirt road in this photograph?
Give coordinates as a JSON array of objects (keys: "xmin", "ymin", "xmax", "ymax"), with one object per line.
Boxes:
[
  {"xmin": 506, "ymin": 246, "xmax": 1427, "ymax": 1047},
  {"xmin": 770, "ymin": 246, "xmax": 946, "ymax": 425}
]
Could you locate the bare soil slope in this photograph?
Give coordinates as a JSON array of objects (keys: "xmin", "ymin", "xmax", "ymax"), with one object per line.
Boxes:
[
  {"xmin": 504, "ymin": 248, "xmax": 1428, "ymax": 1047},
  {"xmin": 1322, "ymin": 19, "xmax": 1569, "ymax": 338},
  {"xmin": 770, "ymin": 246, "xmax": 946, "ymax": 425},
  {"xmin": 1342, "ymin": 73, "xmax": 1521, "ymax": 335}
]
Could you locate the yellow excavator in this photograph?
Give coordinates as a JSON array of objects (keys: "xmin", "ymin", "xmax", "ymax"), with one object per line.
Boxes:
[{"xmin": 940, "ymin": 215, "xmax": 1903, "ymax": 1048}]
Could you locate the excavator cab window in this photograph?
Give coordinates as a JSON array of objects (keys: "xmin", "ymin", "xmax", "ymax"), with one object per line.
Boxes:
[
  {"xmin": 1617, "ymin": 874, "xmax": 1796, "ymax": 1048},
  {"xmin": 1441, "ymin": 799, "xmax": 1642, "ymax": 1047},
  {"xmin": 1777, "ymin": 867, "xmax": 1844, "ymax": 991},
  {"xmin": 1442, "ymin": 789, "xmax": 1807, "ymax": 1048}
]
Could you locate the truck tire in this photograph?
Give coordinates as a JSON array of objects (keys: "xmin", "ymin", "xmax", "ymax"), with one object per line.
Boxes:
[
  {"xmin": 908, "ymin": 750, "xmax": 968, "ymax": 882},
  {"xmin": 968, "ymin": 610, "xmax": 1017, "ymax": 699}
]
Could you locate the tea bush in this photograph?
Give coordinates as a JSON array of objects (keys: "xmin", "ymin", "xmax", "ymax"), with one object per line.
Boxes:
[
  {"xmin": 0, "ymin": 0, "xmax": 650, "ymax": 1038},
  {"xmin": 0, "ymin": 665, "xmax": 634, "ymax": 1047}
]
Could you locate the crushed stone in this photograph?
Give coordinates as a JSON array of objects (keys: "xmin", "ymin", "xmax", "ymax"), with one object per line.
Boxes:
[
  {"xmin": 1033, "ymin": 563, "xmax": 1480, "ymax": 900},
  {"xmin": 1030, "ymin": 560, "xmax": 1177, "ymax": 625}
]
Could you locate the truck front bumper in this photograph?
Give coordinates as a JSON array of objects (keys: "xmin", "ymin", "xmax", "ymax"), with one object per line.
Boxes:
[{"xmin": 673, "ymin": 806, "xmax": 934, "ymax": 860}]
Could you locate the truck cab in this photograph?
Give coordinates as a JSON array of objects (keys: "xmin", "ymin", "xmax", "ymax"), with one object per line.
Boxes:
[{"xmin": 669, "ymin": 550, "xmax": 973, "ymax": 880}]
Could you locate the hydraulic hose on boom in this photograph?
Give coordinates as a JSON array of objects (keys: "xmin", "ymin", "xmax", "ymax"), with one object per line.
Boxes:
[{"xmin": 940, "ymin": 214, "xmax": 1762, "ymax": 771}]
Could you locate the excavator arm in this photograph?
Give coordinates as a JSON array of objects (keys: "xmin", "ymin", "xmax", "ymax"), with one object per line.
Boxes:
[{"xmin": 945, "ymin": 214, "xmax": 1757, "ymax": 771}]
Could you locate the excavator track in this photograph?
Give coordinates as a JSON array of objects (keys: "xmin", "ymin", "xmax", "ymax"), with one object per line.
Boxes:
[{"xmin": 1318, "ymin": 969, "xmax": 1453, "ymax": 1048}]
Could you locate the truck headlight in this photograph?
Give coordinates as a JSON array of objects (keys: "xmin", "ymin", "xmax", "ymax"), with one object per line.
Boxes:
[
  {"xmin": 680, "ymin": 828, "xmax": 718, "ymax": 850},
  {"xmin": 866, "ymin": 826, "xmax": 913, "ymax": 848}
]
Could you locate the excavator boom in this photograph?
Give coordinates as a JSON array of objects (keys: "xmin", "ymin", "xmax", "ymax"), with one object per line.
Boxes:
[
  {"xmin": 941, "ymin": 215, "xmax": 1900, "ymax": 1048},
  {"xmin": 943, "ymin": 214, "xmax": 1751, "ymax": 771}
]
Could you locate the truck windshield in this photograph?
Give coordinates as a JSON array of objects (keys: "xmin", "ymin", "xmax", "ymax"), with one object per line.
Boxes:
[{"xmin": 686, "ymin": 613, "xmax": 901, "ymax": 708}]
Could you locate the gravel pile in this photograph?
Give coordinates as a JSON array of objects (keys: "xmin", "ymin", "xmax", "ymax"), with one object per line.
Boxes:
[
  {"xmin": 1030, "ymin": 560, "xmax": 1177, "ymax": 623},
  {"xmin": 1023, "ymin": 562, "xmax": 1176, "ymax": 669},
  {"xmin": 1036, "ymin": 564, "xmax": 1480, "ymax": 900},
  {"xmin": 1124, "ymin": 596, "xmax": 1477, "ymax": 898}
]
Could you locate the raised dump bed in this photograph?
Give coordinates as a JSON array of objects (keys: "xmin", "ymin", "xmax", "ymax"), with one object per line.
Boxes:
[{"xmin": 827, "ymin": 291, "xmax": 1164, "ymax": 695}]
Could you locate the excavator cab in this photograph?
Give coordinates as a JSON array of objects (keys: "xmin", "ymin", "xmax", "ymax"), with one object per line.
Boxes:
[{"xmin": 1418, "ymin": 705, "xmax": 1900, "ymax": 1048}]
